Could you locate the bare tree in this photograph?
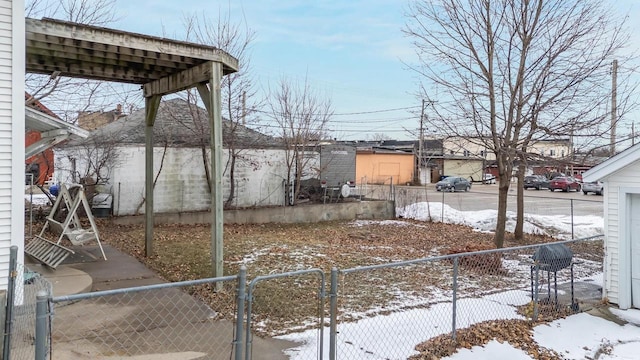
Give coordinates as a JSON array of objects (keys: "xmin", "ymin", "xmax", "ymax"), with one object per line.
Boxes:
[
  {"xmin": 180, "ymin": 13, "xmax": 259, "ymax": 208},
  {"xmin": 54, "ymin": 127, "xmax": 124, "ymax": 203},
  {"xmin": 267, "ymin": 78, "xmax": 333, "ymax": 205},
  {"xmin": 369, "ymin": 133, "xmax": 392, "ymax": 141},
  {"xmin": 405, "ymin": 0, "xmax": 633, "ymax": 247}
]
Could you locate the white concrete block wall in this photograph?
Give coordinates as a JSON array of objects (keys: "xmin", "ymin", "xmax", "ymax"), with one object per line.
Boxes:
[{"xmin": 55, "ymin": 146, "xmax": 293, "ymax": 215}]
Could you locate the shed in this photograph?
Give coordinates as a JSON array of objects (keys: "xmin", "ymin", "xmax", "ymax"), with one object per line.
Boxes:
[{"xmin": 583, "ymin": 144, "xmax": 640, "ymax": 309}]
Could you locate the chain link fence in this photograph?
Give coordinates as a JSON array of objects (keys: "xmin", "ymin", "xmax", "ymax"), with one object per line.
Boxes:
[
  {"xmin": 7, "ymin": 235, "xmax": 603, "ymax": 360},
  {"xmin": 379, "ymin": 184, "xmax": 601, "ymax": 216},
  {"xmin": 46, "ymin": 275, "xmax": 240, "ymax": 360},
  {"xmin": 244, "ymin": 269, "xmax": 326, "ymax": 360},
  {"xmin": 333, "ymin": 237, "xmax": 603, "ymax": 359},
  {"xmin": 3, "ymin": 256, "xmax": 52, "ymax": 360}
]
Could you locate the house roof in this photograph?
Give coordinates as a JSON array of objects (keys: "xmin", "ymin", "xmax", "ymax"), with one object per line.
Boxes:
[
  {"xmin": 25, "ymin": 94, "xmax": 90, "ymax": 158},
  {"xmin": 582, "ymin": 144, "xmax": 639, "ymax": 182},
  {"xmin": 68, "ymin": 98, "xmax": 278, "ymax": 148},
  {"xmin": 356, "ymin": 148, "xmax": 414, "ymax": 155}
]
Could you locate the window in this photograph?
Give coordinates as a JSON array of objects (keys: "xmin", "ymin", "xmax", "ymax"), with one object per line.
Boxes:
[
  {"xmin": 549, "ymin": 149, "xmax": 555, "ymax": 156},
  {"xmin": 463, "ymin": 150, "xmax": 470, "ymax": 157}
]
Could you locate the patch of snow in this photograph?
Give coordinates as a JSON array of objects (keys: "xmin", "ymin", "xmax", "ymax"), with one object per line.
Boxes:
[
  {"xmin": 533, "ymin": 312, "xmax": 640, "ymax": 359},
  {"xmin": 351, "ymin": 219, "xmax": 416, "ymax": 227},
  {"xmin": 24, "ymin": 193, "xmax": 50, "ymax": 206},
  {"xmin": 279, "ymin": 296, "xmax": 526, "ymax": 359},
  {"xmin": 609, "ymin": 308, "xmax": 640, "ymax": 326},
  {"xmin": 397, "ymin": 202, "xmax": 604, "ymax": 240}
]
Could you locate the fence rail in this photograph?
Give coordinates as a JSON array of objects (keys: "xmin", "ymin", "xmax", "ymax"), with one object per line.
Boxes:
[{"xmin": 7, "ymin": 235, "xmax": 604, "ymax": 360}]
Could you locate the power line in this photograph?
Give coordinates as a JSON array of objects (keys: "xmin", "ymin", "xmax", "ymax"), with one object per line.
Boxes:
[{"xmin": 250, "ymin": 105, "xmax": 420, "ymax": 117}]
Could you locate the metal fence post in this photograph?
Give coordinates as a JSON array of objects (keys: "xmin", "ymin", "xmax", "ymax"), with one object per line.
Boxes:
[
  {"xmin": 570, "ymin": 199, "xmax": 574, "ymax": 239},
  {"xmin": 329, "ymin": 268, "xmax": 338, "ymax": 360},
  {"xmin": 245, "ymin": 283, "xmax": 254, "ymax": 360},
  {"xmin": 3, "ymin": 246, "xmax": 18, "ymax": 360},
  {"xmin": 35, "ymin": 290, "xmax": 49, "ymax": 360},
  {"xmin": 533, "ymin": 263, "xmax": 540, "ymax": 322},
  {"xmin": 452, "ymin": 257, "xmax": 459, "ymax": 341},
  {"xmin": 235, "ymin": 266, "xmax": 247, "ymax": 360},
  {"xmin": 441, "ymin": 189, "xmax": 445, "ymax": 221}
]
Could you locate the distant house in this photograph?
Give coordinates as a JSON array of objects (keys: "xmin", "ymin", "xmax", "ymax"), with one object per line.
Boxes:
[
  {"xmin": 54, "ymin": 98, "xmax": 288, "ymax": 215},
  {"xmin": 443, "ymin": 136, "xmax": 571, "ymax": 162},
  {"xmin": 583, "ymin": 144, "xmax": 640, "ymax": 309},
  {"xmin": 25, "ymin": 93, "xmax": 56, "ymax": 185},
  {"xmin": 77, "ymin": 104, "xmax": 126, "ymax": 130}
]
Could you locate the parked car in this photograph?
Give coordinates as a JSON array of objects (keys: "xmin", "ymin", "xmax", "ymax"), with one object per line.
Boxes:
[
  {"xmin": 483, "ymin": 174, "xmax": 496, "ymax": 184},
  {"xmin": 582, "ymin": 181, "xmax": 604, "ymax": 195},
  {"xmin": 549, "ymin": 176, "xmax": 581, "ymax": 192},
  {"xmin": 523, "ymin": 175, "xmax": 549, "ymax": 190},
  {"xmin": 436, "ymin": 176, "xmax": 471, "ymax": 192}
]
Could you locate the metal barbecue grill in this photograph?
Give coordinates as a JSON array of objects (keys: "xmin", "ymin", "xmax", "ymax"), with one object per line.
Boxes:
[{"xmin": 530, "ymin": 244, "xmax": 579, "ymax": 311}]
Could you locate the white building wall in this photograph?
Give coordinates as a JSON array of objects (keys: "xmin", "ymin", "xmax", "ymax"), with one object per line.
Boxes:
[
  {"xmin": 55, "ymin": 146, "xmax": 290, "ymax": 215},
  {"xmin": 443, "ymin": 158, "xmax": 483, "ymax": 180},
  {"xmin": 529, "ymin": 142, "xmax": 571, "ymax": 159},
  {"xmin": 600, "ymin": 161, "xmax": 640, "ymax": 305},
  {"xmin": 0, "ymin": 0, "xmax": 25, "ymax": 290}
]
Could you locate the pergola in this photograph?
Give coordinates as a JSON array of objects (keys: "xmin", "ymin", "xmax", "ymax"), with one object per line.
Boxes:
[{"xmin": 25, "ymin": 17, "xmax": 238, "ymax": 278}]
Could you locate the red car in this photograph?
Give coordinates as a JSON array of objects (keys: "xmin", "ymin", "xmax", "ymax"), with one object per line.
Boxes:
[{"xmin": 549, "ymin": 176, "xmax": 581, "ymax": 192}]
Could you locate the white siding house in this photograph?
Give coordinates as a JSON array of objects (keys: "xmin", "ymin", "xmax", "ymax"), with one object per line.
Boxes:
[
  {"xmin": 583, "ymin": 145, "xmax": 640, "ymax": 309},
  {"xmin": 54, "ymin": 99, "xmax": 299, "ymax": 214},
  {"xmin": 0, "ymin": 0, "xmax": 25, "ymax": 290}
]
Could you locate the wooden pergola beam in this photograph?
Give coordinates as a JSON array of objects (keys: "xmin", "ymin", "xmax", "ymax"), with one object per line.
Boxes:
[{"xmin": 143, "ymin": 62, "xmax": 218, "ymax": 98}]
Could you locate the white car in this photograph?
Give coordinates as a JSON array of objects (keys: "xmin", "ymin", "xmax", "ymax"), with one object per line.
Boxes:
[
  {"xmin": 582, "ymin": 181, "xmax": 604, "ymax": 195},
  {"xmin": 483, "ymin": 174, "xmax": 496, "ymax": 184}
]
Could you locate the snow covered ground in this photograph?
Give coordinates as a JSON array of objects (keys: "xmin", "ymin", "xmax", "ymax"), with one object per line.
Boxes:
[
  {"xmin": 397, "ymin": 201, "xmax": 604, "ymax": 240},
  {"xmin": 278, "ymin": 202, "xmax": 617, "ymax": 359}
]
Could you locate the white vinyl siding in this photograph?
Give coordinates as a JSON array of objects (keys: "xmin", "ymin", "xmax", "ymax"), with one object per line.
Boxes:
[
  {"xmin": 0, "ymin": 0, "xmax": 25, "ymax": 291},
  {"xmin": 602, "ymin": 160, "xmax": 640, "ymax": 305},
  {"xmin": 0, "ymin": 0, "xmax": 12, "ymax": 291}
]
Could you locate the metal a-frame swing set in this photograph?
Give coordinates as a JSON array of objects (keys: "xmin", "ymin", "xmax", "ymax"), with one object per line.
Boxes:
[{"xmin": 25, "ymin": 184, "xmax": 107, "ymax": 268}]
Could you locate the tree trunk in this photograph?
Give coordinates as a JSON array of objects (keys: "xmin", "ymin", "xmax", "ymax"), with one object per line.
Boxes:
[
  {"xmin": 225, "ymin": 151, "xmax": 237, "ymax": 207},
  {"xmin": 514, "ymin": 161, "xmax": 525, "ymax": 240},
  {"xmin": 495, "ymin": 176, "xmax": 509, "ymax": 248},
  {"xmin": 202, "ymin": 146, "xmax": 211, "ymax": 193}
]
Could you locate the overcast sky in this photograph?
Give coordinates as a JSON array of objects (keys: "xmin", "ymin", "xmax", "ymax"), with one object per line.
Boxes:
[{"xmin": 104, "ymin": 1, "xmax": 640, "ymax": 143}]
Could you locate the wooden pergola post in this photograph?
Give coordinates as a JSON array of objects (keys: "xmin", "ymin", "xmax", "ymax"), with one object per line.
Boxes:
[
  {"xmin": 144, "ymin": 95, "xmax": 161, "ymax": 257},
  {"xmin": 197, "ymin": 62, "xmax": 224, "ymax": 280}
]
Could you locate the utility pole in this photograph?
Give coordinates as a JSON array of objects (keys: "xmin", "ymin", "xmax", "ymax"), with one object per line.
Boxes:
[
  {"xmin": 417, "ymin": 99, "xmax": 425, "ymax": 185},
  {"xmin": 610, "ymin": 59, "xmax": 618, "ymax": 155}
]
